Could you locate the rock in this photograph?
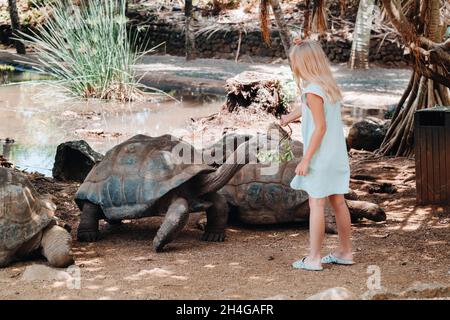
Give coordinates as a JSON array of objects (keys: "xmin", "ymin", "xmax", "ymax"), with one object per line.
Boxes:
[
  {"xmin": 20, "ymin": 264, "xmax": 74, "ymax": 282},
  {"xmin": 361, "ymin": 288, "xmax": 396, "ymax": 300},
  {"xmin": 362, "ymin": 283, "xmax": 450, "ymax": 300},
  {"xmin": 399, "ymin": 282, "xmax": 450, "ymax": 299},
  {"xmin": 52, "ymin": 140, "xmax": 103, "ymax": 182},
  {"xmin": 307, "ymin": 287, "xmax": 356, "ymax": 300},
  {"xmin": 347, "ymin": 117, "xmax": 390, "ymax": 152},
  {"xmin": 61, "ymin": 110, "xmax": 79, "ymax": 119}
]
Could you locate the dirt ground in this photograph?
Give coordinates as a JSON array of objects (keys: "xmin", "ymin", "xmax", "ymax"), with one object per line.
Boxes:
[{"xmin": 0, "ymin": 150, "xmax": 449, "ymax": 300}]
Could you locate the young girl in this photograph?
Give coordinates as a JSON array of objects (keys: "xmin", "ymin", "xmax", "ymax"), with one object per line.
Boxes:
[{"xmin": 280, "ymin": 39, "xmax": 353, "ymax": 271}]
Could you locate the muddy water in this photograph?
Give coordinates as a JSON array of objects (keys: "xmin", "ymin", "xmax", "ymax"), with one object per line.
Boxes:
[
  {"xmin": 0, "ymin": 83, "xmax": 222, "ymax": 175},
  {"xmin": 0, "ymin": 83, "xmax": 385, "ymax": 176}
]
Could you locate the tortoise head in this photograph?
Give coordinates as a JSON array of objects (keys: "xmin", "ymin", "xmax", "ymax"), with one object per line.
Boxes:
[{"xmin": 195, "ymin": 136, "xmax": 260, "ymax": 195}]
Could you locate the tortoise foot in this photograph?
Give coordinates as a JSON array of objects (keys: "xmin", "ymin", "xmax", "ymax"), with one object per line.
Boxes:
[
  {"xmin": 152, "ymin": 238, "xmax": 166, "ymax": 252},
  {"xmin": 106, "ymin": 219, "xmax": 122, "ymax": 226},
  {"xmin": 77, "ymin": 230, "xmax": 100, "ymax": 242},
  {"xmin": 201, "ymin": 231, "xmax": 225, "ymax": 242},
  {"xmin": 77, "ymin": 202, "xmax": 102, "ymax": 242}
]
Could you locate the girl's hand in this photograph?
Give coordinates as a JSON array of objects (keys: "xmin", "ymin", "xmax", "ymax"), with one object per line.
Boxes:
[
  {"xmin": 293, "ymin": 36, "xmax": 303, "ymax": 46},
  {"xmin": 280, "ymin": 115, "xmax": 289, "ymax": 127},
  {"xmin": 295, "ymin": 159, "xmax": 310, "ymax": 176}
]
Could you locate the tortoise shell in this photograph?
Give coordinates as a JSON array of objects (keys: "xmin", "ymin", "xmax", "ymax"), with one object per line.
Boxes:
[
  {"xmin": 0, "ymin": 168, "xmax": 55, "ymax": 251},
  {"xmin": 75, "ymin": 134, "xmax": 215, "ymax": 220},
  {"xmin": 219, "ymin": 140, "xmax": 308, "ymax": 224}
]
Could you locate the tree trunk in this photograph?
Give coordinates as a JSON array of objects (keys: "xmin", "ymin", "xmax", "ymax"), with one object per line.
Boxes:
[
  {"xmin": 7, "ymin": 0, "xmax": 26, "ymax": 54},
  {"xmin": 185, "ymin": 0, "xmax": 196, "ymax": 60},
  {"xmin": 303, "ymin": 0, "xmax": 328, "ymax": 37},
  {"xmin": 339, "ymin": 0, "xmax": 346, "ymax": 18},
  {"xmin": 349, "ymin": 0, "xmax": 375, "ymax": 69},
  {"xmin": 378, "ymin": 0, "xmax": 449, "ymax": 157},
  {"xmin": 269, "ymin": 0, "xmax": 292, "ymax": 62},
  {"xmin": 223, "ymin": 71, "xmax": 289, "ymax": 116},
  {"xmin": 303, "ymin": 0, "xmax": 312, "ymax": 37}
]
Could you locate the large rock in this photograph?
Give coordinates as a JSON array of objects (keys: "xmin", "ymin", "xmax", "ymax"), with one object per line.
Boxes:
[
  {"xmin": 400, "ymin": 282, "xmax": 450, "ymax": 299},
  {"xmin": 52, "ymin": 140, "xmax": 103, "ymax": 182},
  {"xmin": 361, "ymin": 288, "xmax": 395, "ymax": 300},
  {"xmin": 20, "ymin": 264, "xmax": 74, "ymax": 282},
  {"xmin": 347, "ymin": 117, "xmax": 390, "ymax": 152},
  {"xmin": 307, "ymin": 287, "xmax": 356, "ymax": 300},
  {"xmin": 361, "ymin": 283, "xmax": 450, "ymax": 300}
]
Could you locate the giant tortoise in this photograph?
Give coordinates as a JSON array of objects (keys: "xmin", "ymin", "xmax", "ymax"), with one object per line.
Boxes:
[
  {"xmin": 210, "ymin": 128, "xmax": 386, "ymax": 230},
  {"xmin": 219, "ymin": 157, "xmax": 386, "ymax": 230},
  {"xmin": 75, "ymin": 134, "xmax": 256, "ymax": 251},
  {"xmin": 0, "ymin": 168, "xmax": 74, "ymax": 268}
]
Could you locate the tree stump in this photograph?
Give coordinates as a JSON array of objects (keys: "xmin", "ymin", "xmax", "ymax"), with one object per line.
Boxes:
[{"xmin": 223, "ymin": 71, "xmax": 290, "ymax": 117}]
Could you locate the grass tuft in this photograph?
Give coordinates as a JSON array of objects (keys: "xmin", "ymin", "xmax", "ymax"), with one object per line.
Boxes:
[{"xmin": 20, "ymin": 0, "xmax": 150, "ymax": 101}]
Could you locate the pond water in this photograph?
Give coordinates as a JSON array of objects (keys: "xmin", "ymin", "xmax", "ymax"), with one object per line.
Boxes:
[
  {"xmin": 0, "ymin": 78, "xmax": 386, "ymax": 176},
  {"xmin": 0, "ymin": 82, "xmax": 222, "ymax": 176}
]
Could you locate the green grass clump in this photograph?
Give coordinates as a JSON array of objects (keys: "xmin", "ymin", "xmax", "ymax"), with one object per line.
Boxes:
[{"xmin": 20, "ymin": 0, "xmax": 149, "ymax": 101}]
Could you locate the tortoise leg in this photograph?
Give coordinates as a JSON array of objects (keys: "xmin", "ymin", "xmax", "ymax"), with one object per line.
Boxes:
[
  {"xmin": 201, "ymin": 193, "xmax": 229, "ymax": 242},
  {"xmin": 14, "ymin": 231, "xmax": 42, "ymax": 261},
  {"xmin": 346, "ymin": 200, "xmax": 386, "ymax": 222},
  {"xmin": 77, "ymin": 202, "xmax": 103, "ymax": 242},
  {"xmin": 41, "ymin": 225, "xmax": 74, "ymax": 268},
  {"xmin": 152, "ymin": 198, "xmax": 189, "ymax": 252}
]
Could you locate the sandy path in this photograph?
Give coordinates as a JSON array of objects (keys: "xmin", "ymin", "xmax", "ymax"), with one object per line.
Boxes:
[
  {"xmin": 136, "ymin": 55, "xmax": 412, "ymax": 108},
  {"xmin": 0, "ymin": 154, "xmax": 448, "ymax": 300},
  {"xmin": 0, "ymin": 49, "xmax": 411, "ymax": 108}
]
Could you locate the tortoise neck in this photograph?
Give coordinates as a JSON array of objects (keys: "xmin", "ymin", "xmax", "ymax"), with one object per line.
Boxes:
[
  {"xmin": 196, "ymin": 163, "xmax": 245, "ymax": 195},
  {"xmin": 197, "ymin": 140, "xmax": 254, "ymax": 195}
]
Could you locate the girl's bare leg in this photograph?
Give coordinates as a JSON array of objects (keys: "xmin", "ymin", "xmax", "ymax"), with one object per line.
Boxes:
[
  {"xmin": 328, "ymin": 194, "xmax": 353, "ymax": 260},
  {"xmin": 305, "ymin": 197, "xmax": 326, "ymax": 268}
]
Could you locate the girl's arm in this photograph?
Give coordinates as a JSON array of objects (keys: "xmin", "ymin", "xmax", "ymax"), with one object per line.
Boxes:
[
  {"xmin": 280, "ymin": 102, "xmax": 303, "ymax": 126},
  {"xmin": 295, "ymin": 93, "xmax": 327, "ymax": 176}
]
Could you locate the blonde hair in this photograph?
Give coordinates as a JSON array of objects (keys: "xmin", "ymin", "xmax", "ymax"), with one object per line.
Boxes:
[{"xmin": 290, "ymin": 40, "xmax": 342, "ymax": 104}]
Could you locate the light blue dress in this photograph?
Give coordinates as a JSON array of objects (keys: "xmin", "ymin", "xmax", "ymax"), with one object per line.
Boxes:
[{"xmin": 290, "ymin": 83, "xmax": 350, "ymax": 198}]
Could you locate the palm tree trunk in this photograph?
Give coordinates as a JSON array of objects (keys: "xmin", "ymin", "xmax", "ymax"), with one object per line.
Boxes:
[
  {"xmin": 269, "ymin": 0, "xmax": 291, "ymax": 62},
  {"xmin": 349, "ymin": 0, "xmax": 375, "ymax": 69},
  {"xmin": 7, "ymin": 0, "xmax": 26, "ymax": 54},
  {"xmin": 185, "ymin": 0, "xmax": 196, "ymax": 60}
]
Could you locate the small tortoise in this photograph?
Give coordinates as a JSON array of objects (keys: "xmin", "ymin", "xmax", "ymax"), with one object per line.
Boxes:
[
  {"xmin": 0, "ymin": 168, "xmax": 73, "ymax": 268},
  {"xmin": 75, "ymin": 134, "xmax": 256, "ymax": 251},
  {"xmin": 219, "ymin": 157, "xmax": 386, "ymax": 230}
]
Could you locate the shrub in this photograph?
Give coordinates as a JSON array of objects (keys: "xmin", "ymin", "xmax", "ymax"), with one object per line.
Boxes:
[{"xmin": 20, "ymin": 0, "xmax": 149, "ymax": 101}]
